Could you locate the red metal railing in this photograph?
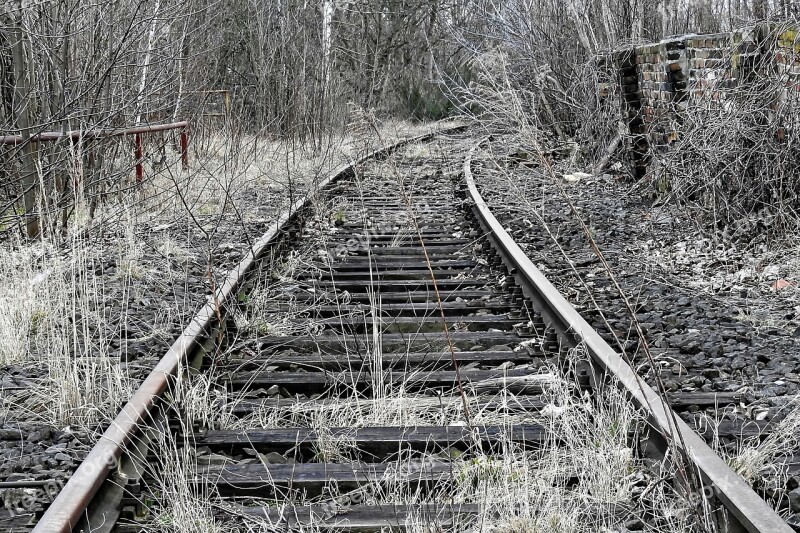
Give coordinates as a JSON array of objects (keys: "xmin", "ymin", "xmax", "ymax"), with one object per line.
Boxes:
[{"xmin": 0, "ymin": 120, "xmax": 190, "ymax": 184}]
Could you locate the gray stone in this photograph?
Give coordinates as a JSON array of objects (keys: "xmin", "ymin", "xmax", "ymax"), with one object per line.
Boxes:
[
  {"xmin": 731, "ymin": 358, "xmax": 747, "ymax": 370},
  {"xmin": 623, "ymin": 518, "xmax": 645, "ymax": 531},
  {"xmin": 261, "ymin": 452, "xmax": 287, "ymax": 464},
  {"xmin": 45, "ymin": 444, "xmax": 67, "ymax": 454}
]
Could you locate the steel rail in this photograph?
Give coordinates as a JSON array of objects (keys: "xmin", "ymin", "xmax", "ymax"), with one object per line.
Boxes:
[
  {"xmin": 32, "ymin": 123, "xmax": 467, "ymax": 533},
  {"xmin": 463, "ymin": 138, "xmax": 790, "ymax": 533}
]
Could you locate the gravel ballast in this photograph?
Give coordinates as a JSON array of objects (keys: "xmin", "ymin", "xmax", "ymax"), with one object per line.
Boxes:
[{"xmin": 472, "ymin": 134, "xmax": 800, "ymax": 522}]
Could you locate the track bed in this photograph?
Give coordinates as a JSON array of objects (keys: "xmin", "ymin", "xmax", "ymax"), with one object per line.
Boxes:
[{"xmin": 26, "ymin": 130, "xmax": 790, "ymax": 533}]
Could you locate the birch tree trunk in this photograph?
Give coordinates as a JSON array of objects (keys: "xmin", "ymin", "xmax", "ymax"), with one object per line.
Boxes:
[
  {"xmin": 135, "ymin": 0, "xmax": 161, "ymax": 125},
  {"xmin": 322, "ymin": 0, "xmax": 333, "ymax": 90},
  {"xmin": 171, "ymin": 16, "xmax": 190, "ymax": 124}
]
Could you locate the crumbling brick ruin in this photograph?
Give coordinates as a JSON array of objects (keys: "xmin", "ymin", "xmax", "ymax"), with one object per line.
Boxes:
[{"xmin": 601, "ymin": 23, "xmax": 800, "ymax": 180}]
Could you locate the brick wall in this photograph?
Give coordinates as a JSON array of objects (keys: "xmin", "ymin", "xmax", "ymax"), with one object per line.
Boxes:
[
  {"xmin": 596, "ymin": 49, "xmax": 648, "ymax": 178},
  {"xmin": 635, "ymin": 38, "xmax": 687, "ymax": 150},
  {"xmin": 603, "ymin": 23, "xmax": 800, "ymax": 177},
  {"xmin": 685, "ymin": 34, "xmax": 733, "ymax": 101}
]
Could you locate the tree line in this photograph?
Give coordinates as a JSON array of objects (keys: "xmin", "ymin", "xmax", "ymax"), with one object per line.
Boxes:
[{"xmin": 0, "ymin": 0, "xmax": 795, "ymax": 237}]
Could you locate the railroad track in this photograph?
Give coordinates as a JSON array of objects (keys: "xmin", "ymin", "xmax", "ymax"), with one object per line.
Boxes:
[{"xmin": 25, "ymin": 128, "xmax": 791, "ymax": 532}]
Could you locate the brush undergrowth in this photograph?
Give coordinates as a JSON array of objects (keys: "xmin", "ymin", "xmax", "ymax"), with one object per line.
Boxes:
[{"xmin": 0, "ymin": 121, "xmax": 439, "ymax": 433}]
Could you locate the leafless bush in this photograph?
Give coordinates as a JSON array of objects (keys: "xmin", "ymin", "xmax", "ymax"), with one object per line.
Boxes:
[{"xmin": 651, "ymin": 27, "xmax": 800, "ymax": 243}]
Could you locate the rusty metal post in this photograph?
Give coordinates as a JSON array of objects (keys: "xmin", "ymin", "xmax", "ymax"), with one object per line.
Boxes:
[
  {"xmin": 134, "ymin": 133, "xmax": 143, "ymax": 185},
  {"xmin": 180, "ymin": 127, "xmax": 188, "ymax": 170},
  {"xmin": 0, "ymin": 121, "xmax": 191, "ymax": 146}
]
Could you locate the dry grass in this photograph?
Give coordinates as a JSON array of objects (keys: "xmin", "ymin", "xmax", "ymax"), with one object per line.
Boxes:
[
  {"xmin": 0, "ymin": 243, "xmax": 49, "ymax": 365},
  {"xmin": 0, "ymin": 229, "xmax": 139, "ymax": 428},
  {"xmin": 132, "ymin": 144, "xmax": 702, "ymax": 531},
  {"xmin": 142, "ymin": 429, "xmax": 224, "ymax": 533},
  {"xmin": 138, "ymin": 119, "xmax": 461, "ymax": 224},
  {"xmin": 728, "ymin": 397, "xmax": 800, "ymax": 488},
  {"xmin": 0, "ymin": 120, "xmax": 445, "ymax": 432},
  {"xmin": 138, "ymin": 339, "xmax": 700, "ymax": 533}
]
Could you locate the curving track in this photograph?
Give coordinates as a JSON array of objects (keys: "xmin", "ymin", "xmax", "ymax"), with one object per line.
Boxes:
[{"xmin": 26, "ymin": 127, "xmax": 791, "ymax": 532}]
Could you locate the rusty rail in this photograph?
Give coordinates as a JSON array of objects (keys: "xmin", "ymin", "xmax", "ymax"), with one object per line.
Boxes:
[
  {"xmin": 0, "ymin": 121, "xmax": 189, "ymax": 145},
  {"xmin": 31, "ymin": 123, "xmax": 468, "ymax": 533}
]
